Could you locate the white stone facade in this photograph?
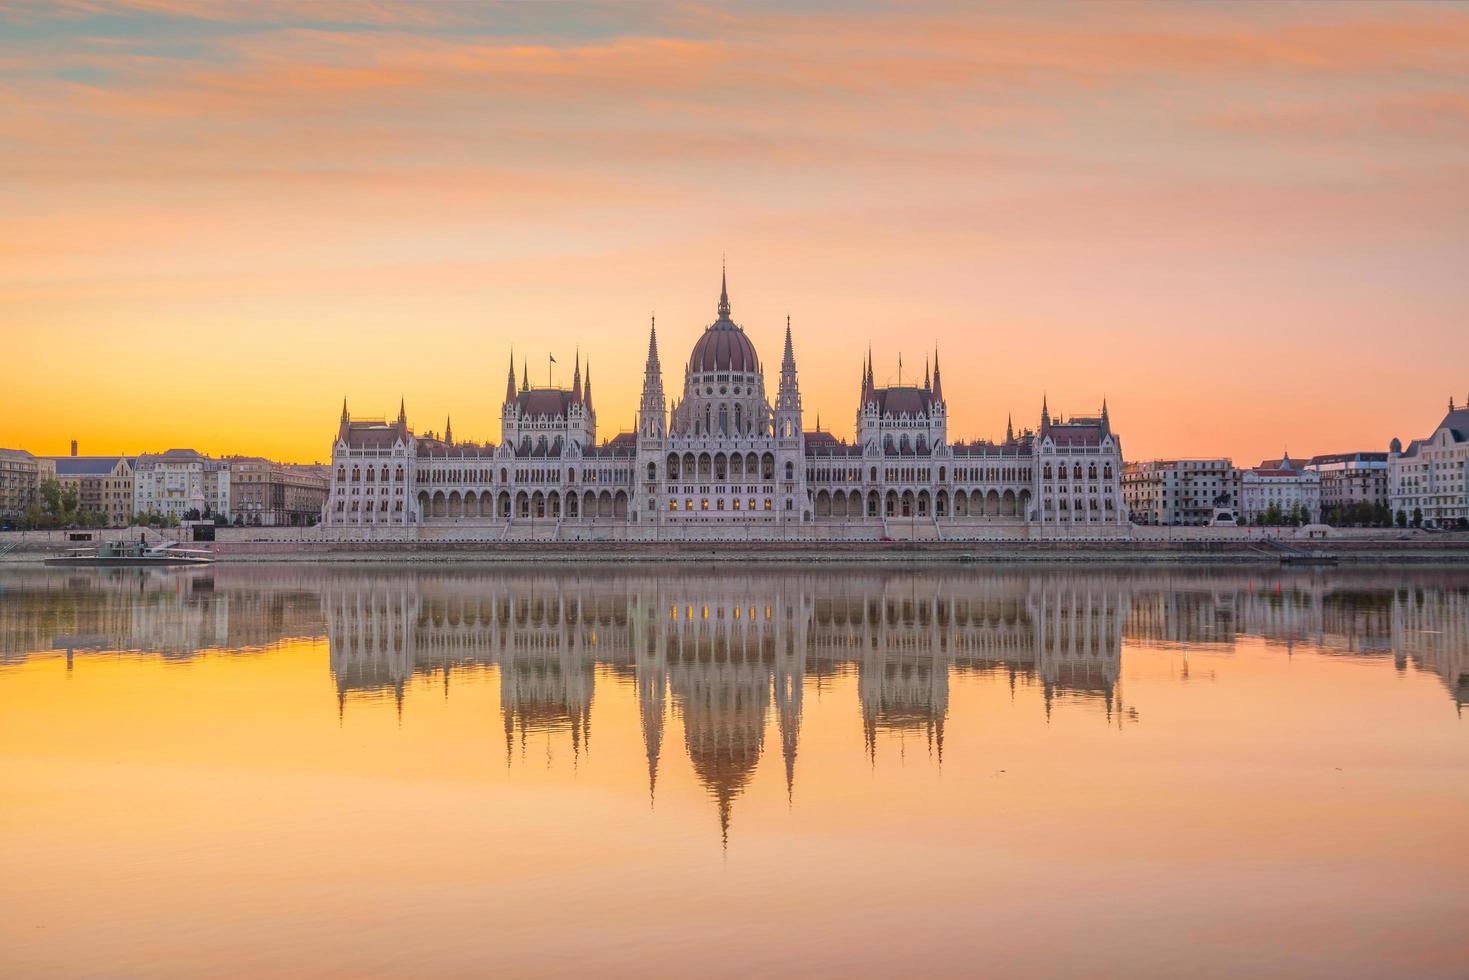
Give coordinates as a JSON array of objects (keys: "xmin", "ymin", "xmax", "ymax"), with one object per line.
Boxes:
[
  {"xmin": 323, "ymin": 273, "xmax": 1127, "ymax": 539},
  {"xmin": 1239, "ymin": 454, "xmax": 1320, "ymax": 524},
  {"xmin": 1389, "ymin": 397, "xmax": 1469, "ymax": 528},
  {"xmin": 132, "ymin": 449, "xmax": 230, "ymax": 520}
]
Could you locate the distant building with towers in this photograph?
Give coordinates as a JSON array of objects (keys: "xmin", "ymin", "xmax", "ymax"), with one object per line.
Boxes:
[{"xmin": 323, "ymin": 269, "xmax": 1126, "ymax": 538}]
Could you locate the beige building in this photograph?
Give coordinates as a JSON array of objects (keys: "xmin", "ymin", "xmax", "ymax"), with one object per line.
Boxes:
[
  {"xmin": 1304, "ymin": 452, "xmax": 1388, "ymax": 524},
  {"xmin": 133, "ymin": 449, "xmax": 230, "ymax": 519},
  {"xmin": 1121, "ymin": 459, "xmax": 1238, "ymax": 525},
  {"xmin": 0, "ymin": 449, "xmax": 57, "ymax": 524},
  {"xmin": 1390, "ymin": 397, "xmax": 1469, "ymax": 528},
  {"xmin": 48, "ymin": 456, "xmax": 136, "ymax": 527},
  {"xmin": 229, "ymin": 458, "xmax": 331, "ymax": 526}
]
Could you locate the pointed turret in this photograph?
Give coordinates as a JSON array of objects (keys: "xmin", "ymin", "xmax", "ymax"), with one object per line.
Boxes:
[
  {"xmin": 1041, "ymin": 394, "xmax": 1050, "ymax": 429},
  {"xmin": 583, "ymin": 362, "xmax": 593, "ymax": 414},
  {"xmin": 505, "ymin": 351, "xmax": 517, "ymax": 406},
  {"xmin": 397, "ymin": 397, "xmax": 406, "ymax": 426},
  {"xmin": 932, "ymin": 347, "xmax": 944, "ymax": 402},
  {"xmin": 340, "ymin": 397, "xmax": 349, "ymax": 423},
  {"xmin": 639, "ymin": 316, "xmax": 666, "ymax": 439},
  {"xmin": 1101, "ymin": 397, "xmax": 1110, "ymax": 433},
  {"xmin": 522, "ymin": 360, "xmax": 529, "ymax": 392},
  {"xmin": 775, "ymin": 315, "xmax": 802, "ymax": 435},
  {"xmin": 718, "ymin": 262, "xmax": 731, "ymax": 319},
  {"xmin": 572, "ymin": 348, "xmax": 583, "ymax": 404},
  {"xmin": 444, "ymin": 415, "xmax": 452, "ymax": 445},
  {"xmin": 924, "ymin": 356, "xmax": 930, "ymax": 390},
  {"xmin": 1006, "ymin": 413, "xmax": 1014, "ymax": 443}
]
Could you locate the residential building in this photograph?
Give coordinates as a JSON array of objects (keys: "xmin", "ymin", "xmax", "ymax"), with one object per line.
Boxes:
[
  {"xmin": 48, "ymin": 456, "xmax": 135, "ymax": 527},
  {"xmin": 323, "ymin": 271, "xmax": 1127, "ymax": 537},
  {"xmin": 1304, "ymin": 452, "xmax": 1389, "ymax": 525},
  {"xmin": 1389, "ymin": 396, "xmax": 1469, "ymax": 528},
  {"xmin": 1121, "ymin": 459, "xmax": 1238, "ymax": 525},
  {"xmin": 1239, "ymin": 453, "xmax": 1320, "ymax": 524},
  {"xmin": 132, "ymin": 449, "xmax": 230, "ymax": 520},
  {"xmin": 229, "ymin": 458, "xmax": 330, "ymax": 526},
  {"xmin": 0, "ymin": 449, "xmax": 56, "ymax": 524}
]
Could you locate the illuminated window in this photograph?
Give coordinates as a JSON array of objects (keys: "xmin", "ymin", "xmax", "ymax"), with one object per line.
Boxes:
[
  {"xmin": 749, "ymin": 499, "xmax": 756, "ymax": 511},
  {"xmin": 701, "ymin": 499, "xmax": 710, "ymax": 511},
  {"xmin": 669, "ymin": 500, "xmax": 678, "ymax": 511},
  {"xmin": 717, "ymin": 499, "xmax": 725, "ymax": 511},
  {"xmin": 764, "ymin": 499, "xmax": 772, "ymax": 511},
  {"xmin": 732, "ymin": 499, "xmax": 741, "ymax": 510},
  {"xmin": 685, "ymin": 499, "xmax": 693, "ymax": 510}
]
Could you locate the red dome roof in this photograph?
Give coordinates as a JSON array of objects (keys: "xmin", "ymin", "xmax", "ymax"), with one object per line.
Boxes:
[{"xmin": 689, "ymin": 319, "xmax": 760, "ymax": 373}]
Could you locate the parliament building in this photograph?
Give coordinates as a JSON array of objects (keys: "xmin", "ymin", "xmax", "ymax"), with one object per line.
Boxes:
[{"xmin": 323, "ymin": 272, "xmax": 1127, "ymax": 539}]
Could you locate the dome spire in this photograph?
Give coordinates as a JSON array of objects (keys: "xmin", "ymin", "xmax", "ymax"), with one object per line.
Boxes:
[{"xmin": 718, "ymin": 259, "xmax": 730, "ymax": 319}]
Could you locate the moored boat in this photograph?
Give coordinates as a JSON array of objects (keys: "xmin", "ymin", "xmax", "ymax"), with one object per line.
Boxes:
[{"xmin": 44, "ymin": 541, "xmax": 214, "ymax": 567}]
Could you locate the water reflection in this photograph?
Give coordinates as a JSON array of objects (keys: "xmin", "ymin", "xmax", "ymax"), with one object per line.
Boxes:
[{"xmin": 3, "ymin": 564, "xmax": 1466, "ymax": 838}]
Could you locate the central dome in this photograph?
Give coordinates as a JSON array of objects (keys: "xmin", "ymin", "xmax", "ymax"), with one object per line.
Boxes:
[{"xmin": 688, "ymin": 270, "xmax": 760, "ymax": 374}]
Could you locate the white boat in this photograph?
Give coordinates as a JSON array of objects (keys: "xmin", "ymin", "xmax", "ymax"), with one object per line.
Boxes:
[{"xmin": 44, "ymin": 541, "xmax": 215, "ymax": 567}]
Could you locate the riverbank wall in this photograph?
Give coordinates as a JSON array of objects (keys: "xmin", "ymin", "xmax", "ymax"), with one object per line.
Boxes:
[{"xmin": 4, "ymin": 526, "xmax": 1469, "ymax": 564}]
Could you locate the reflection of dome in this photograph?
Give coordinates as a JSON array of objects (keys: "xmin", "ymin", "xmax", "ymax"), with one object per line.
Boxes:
[{"xmin": 688, "ymin": 269, "xmax": 760, "ymax": 374}]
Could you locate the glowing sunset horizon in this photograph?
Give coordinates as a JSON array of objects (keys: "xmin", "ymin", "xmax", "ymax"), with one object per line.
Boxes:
[{"xmin": 5, "ymin": 1, "xmax": 1468, "ymax": 465}]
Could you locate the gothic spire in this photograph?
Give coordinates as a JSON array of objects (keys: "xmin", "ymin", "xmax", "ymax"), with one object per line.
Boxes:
[
  {"xmin": 572, "ymin": 348, "xmax": 583, "ymax": 403},
  {"xmin": 718, "ymin": 261, "xmax": 730, "ymax": 319},
  {"xmin": 782, "ymin": 316, "xmax": 795, "ymax": 372},
  {"xmin": 584, "ymin": 362, "xmax": 593, "ymax": 414},
  {"xmin": 522, "ymin": 358, "xmax": 529, "ymax": 392},
  {"xmin": 340, "ymin": 397, "xmax": 348, "ymax": 423},
  {"xmin": 646, "ymin": 315, "xmax": 660, "ymax": 371},
  {"xmin": 444, "ymin": 415, "xmax": 452, "ymax": 444},
  {"xmin": 505, "ymin": 351, "xmax": 517, "ymax": 405},
  {"xmin": 1006, "ymin": 412, "xmax": 1014, "ymax": 443},
  {"xmin": 924, "ymin": 356, "xmax": 930, "ymax": 390},
  {"xmin": 398, "ymin": 397, "xmax": 406, "ymax": 425},
  {"xmin": 932, "ymin": 346, "xmax": 944, "ymax": 402},
  {"xmin": 1041, "ymin": 394, "xmax": 1050, "ymax": 428}
]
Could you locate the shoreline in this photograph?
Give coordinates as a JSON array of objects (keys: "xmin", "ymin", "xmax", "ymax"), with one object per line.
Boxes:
[{"xmin": 6, "ymin": 537, "xmax": 1469, "ymax": 565}]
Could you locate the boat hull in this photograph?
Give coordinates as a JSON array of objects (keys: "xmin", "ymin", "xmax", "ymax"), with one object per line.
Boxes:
[{"xmin": 43, "ymin": 556, "xmax": 214, "ymax": 567}]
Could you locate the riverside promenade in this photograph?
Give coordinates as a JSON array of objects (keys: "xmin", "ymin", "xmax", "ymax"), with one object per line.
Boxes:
[{"xmin": 4, "ymin": 526, "xmax": 1469, "ymax": 564}]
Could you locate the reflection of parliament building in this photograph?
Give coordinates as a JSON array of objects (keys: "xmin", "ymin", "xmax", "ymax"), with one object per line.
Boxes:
[
  {"xmin": 318, "ymin": 569, "xmax": 1133, "ymax": 839},
  {"xmin": 5, "ymin": 566, "xmax": 1466, "ymax": 838}
]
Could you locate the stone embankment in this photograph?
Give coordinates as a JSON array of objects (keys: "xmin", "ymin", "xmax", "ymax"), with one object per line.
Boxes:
[{"xmin": 3, "ymin": 526, "xmax": 1468, "ymax": 564}]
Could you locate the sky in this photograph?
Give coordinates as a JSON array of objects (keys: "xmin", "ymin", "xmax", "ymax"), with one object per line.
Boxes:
[{"xmin": 3, "ymin": 0, "xmax": 1467, "ymax": 464}]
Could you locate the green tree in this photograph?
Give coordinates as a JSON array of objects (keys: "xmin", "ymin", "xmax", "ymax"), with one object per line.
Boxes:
[
  {"xmin": 1412, "ymin": 508, "xmax": 1423, "ymax": 528},
  {"xmin": 1396, "ymin": 509, "xmax": 1408, "ymax": 529}
]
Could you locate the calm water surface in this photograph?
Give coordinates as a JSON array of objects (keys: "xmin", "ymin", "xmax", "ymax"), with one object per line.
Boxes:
[{"xmin": 2, "ymin": 563, "xmax": 1467, "ymax": 978}]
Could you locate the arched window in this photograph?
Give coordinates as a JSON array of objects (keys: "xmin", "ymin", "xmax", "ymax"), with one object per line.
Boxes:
[
  {"xmin": 785, "ymin": 461, "xmax": 794, "ymax": 480},
  {"xmin": 647, "ymin": 462, "xmax": 656, "ymax": 481},
  {"xmin": 735, "ymin": 404, "xmax": 743, "ymax": 433}
]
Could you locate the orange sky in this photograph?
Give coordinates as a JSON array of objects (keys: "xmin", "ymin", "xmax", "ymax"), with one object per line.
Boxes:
[{"xmin": 4, "ymin": 1, "xmax": 1468, "ymax": 464}]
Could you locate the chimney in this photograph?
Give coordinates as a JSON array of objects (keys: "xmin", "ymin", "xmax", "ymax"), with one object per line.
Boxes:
[{"xmin": 70, "ymin": 439, "xmax": 78, "ymax": 457}]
